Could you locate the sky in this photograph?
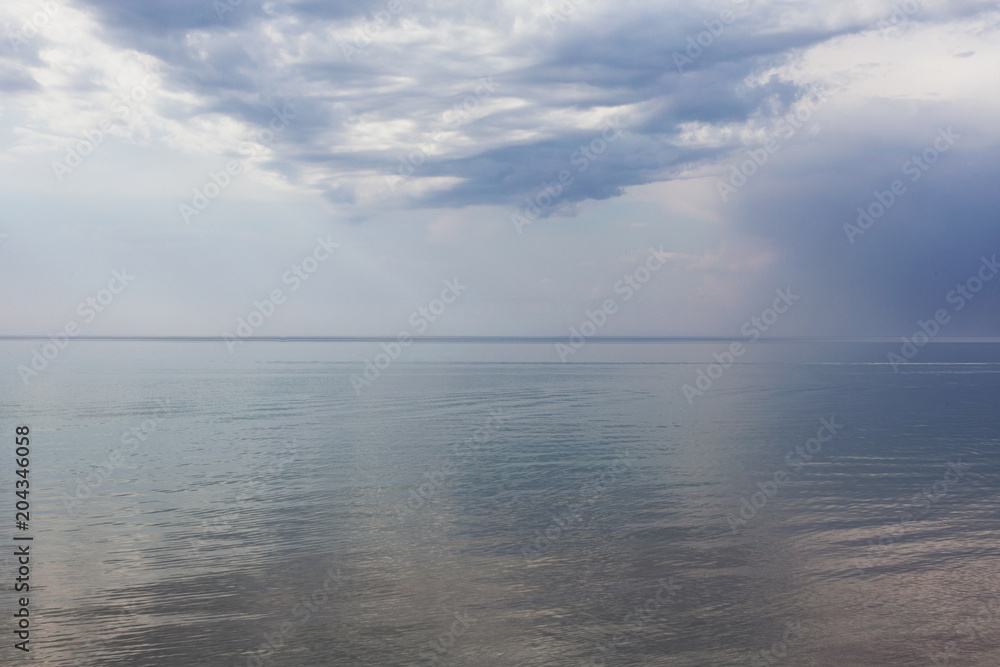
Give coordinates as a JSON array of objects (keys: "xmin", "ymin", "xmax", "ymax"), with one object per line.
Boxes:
[{"xmin": 2, "ymin": 0, "xmax": 999, "ymax": 338}]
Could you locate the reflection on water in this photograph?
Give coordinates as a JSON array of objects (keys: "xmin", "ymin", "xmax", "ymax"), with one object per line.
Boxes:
[{"xmin": 2, "ymin": 343, "xmax": 1000, "ymax": 665}]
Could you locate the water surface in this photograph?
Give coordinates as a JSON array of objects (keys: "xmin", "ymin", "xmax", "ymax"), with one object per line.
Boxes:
[{"xmin": 2, "ymin": 341, "xmax": 999, "ymax": 665}]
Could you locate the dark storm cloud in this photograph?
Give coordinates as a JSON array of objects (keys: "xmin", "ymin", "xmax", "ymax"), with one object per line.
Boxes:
[
  {"xmin": 714, "ymin": 97, "xmax": 1000, "ymax": 336},
  {"xmin": 62, "ymin": 0, "xmax": 999, "ymax": 238},
  {"xmin": 59, "ymin": 1, "xmax": 855, "ymax": 208}
]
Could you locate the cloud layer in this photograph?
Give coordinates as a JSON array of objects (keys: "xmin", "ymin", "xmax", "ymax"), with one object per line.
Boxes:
[{"xmin": 2, "ymin": 0, "xmax": 999, "ymax": 338}]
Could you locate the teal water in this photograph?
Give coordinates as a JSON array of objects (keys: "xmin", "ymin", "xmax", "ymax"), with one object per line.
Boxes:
[{"xmin": 2, "ymin": 342, "xmax": 999, "ymax": 666}]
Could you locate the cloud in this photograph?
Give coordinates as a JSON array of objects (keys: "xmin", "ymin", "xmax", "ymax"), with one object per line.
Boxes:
[
  {"xmin": 2, "ymin": 0, "xmax": 999, "ymax": 336},
  {"xmin": 22, "ymin": 0, "xmax": 872, "ymax": 211}
]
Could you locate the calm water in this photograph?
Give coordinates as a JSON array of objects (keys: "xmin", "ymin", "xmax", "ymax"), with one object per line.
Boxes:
[{"xmin": 2, "ymin": 342, "xmax": 1000, "ymax": 666}]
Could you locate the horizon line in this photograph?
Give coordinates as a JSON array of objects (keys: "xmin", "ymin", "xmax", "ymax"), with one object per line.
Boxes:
[{"xmin": 3, "ymin": 335, "xmax": 1000, "ymax": 343}]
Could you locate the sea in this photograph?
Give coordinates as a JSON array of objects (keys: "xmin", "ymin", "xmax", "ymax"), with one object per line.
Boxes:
[{"xmin": 1, "ymin": 340, "xmax": 999, "ymax": 666}]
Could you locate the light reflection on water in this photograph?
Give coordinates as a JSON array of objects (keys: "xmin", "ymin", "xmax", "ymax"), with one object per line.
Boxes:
[{"xmin": 2, "ymin": 343, "xmax": 999, "ymax": 665}]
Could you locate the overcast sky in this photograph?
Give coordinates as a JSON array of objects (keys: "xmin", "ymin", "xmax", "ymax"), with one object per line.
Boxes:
[{"xmin": 2, "ymin": 0, "xmax": 999, "ymax": 338}]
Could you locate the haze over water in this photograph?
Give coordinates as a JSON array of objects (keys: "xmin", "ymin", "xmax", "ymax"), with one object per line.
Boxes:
[{"xmin": 2, "ymin": 341, "xmax": 999, "ymax": 666}]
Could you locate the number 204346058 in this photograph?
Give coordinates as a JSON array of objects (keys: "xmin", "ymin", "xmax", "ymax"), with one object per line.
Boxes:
[{"xmin": 15, "ymin": 426, "xmax": 30, "ymax": 527}]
